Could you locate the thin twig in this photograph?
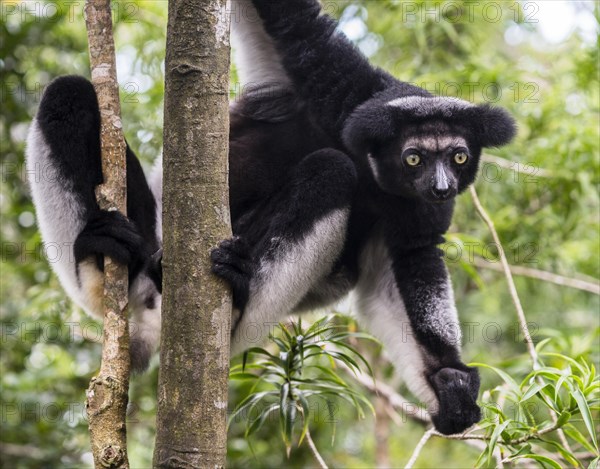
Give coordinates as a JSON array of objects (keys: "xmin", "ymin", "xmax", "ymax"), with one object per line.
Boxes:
[
  {"xmin": 305, "ymin": 427, "xmax": 328, "ymax": 469},
  {"xmin": 469, "ymin": 185, "xmax": 573, "ymax": 453},
  {"xmin": 339, "ymin": 362, "xmax": 430, "ymax": 423},
  {"xmin": 405, "ymin": 428, "xmax": 435, "ymax": 469},
  {"xmin": 471, "ymin": 256, "xmax": 600, "ymax": 295},
  {"xmin": 470, "ymin": 186, "xmax": 538, "ymax": 366}
]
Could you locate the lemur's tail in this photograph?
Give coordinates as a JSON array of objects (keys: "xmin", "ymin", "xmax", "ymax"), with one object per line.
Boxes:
[{"xmin": 231, "ymin": 0, "xmax": 291, "ymax": 89}]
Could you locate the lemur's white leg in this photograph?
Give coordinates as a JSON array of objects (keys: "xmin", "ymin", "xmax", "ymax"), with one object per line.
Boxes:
[
  {"xmin": 211, "ymin": 149, "xmax": 357, "ymax": 355},
  {"xmin": 231, "ymin": 209, "xmax": 350, "ymax": 354}
]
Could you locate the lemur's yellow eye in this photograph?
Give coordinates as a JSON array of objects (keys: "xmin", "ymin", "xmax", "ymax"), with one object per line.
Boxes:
[
  {"xmin": 454, "ymin": 152, "xmax": 468, "ymax": 164},
  {"xmin": 405, "ymin": 154, "xmax": 421, "ymax": 166}
]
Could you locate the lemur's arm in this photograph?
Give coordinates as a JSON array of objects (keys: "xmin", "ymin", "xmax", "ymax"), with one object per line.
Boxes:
[
  {"xmin": 249, "ymin": 0, "xmax": 391, "ymax": 135},
  {"xmin": 389, "ymin": 243, "xmax": 481, "ymax": 435}
]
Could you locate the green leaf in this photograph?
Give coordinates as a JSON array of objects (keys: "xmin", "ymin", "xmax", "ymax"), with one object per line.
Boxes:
[
  {"xmin": 540, "ymin": 438, "xmax": 581, "ymax": 467},
  {"xmin": 511, "ymin": 454, "xmax": 562, "ymax": 469},
  {"xmin": 535, "ymin": 337, "xmax": 553, "ymax": 354},
  {"xmin": 520, "ymin": 381, "xmax": 548, "ymax": 402},
  {"xmin": 245, "ymin": 403, "xmax": 279, "ymax": 437},
  {"xmin": 328, "ymin": 340, "xmax": 374, "ymax": 377},
  {"xmin": 563, "ymin": 425, "xmax": 598, "ymax": 454},
  {"xmin": 472, "ymin": 363, "xmax": 520, "ymax": 394},
  {"xmin": 542, "ymin": 352, "xmax": 585, "ymax": 374},
  {"xmin": 570, "ymin": 386, "xmax": 599, "ymax": 451},
  {"xmin": 230, "ymin": 372, "xmax": 260, "ymax": 381},
  {"xmin": 486, "ymin": 420, "xmax": 511, "ymax": 466},
  {"xmin": 555, "ymin": 410, "xmax": 571, "ymax": 428},
  {"xmin": 296, "ymin": 389, "xmax": 311, "ymax": 445},
  {"xmin": 242, "ymin": 350, "xmax": 249, "ymax": 372},
  {"xmin": 284, "ymin": 399, "xmax": 297, "ymax": 451},
  {"xmin": 229, "ymin": 391, "xmax": 278, "ymax": 428},
  {"xmin": 245, "ymin": 347, "xmax": 283, "ymax": 364}
]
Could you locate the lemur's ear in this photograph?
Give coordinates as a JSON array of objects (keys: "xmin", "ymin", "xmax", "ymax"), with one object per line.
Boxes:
[
  {"xmin": 342, "ymin": 100, "xmax": 396, "ymax": 156},
  {"xmin": 471, "ymin": 104, "xmax": 517, "ymax": 148}
]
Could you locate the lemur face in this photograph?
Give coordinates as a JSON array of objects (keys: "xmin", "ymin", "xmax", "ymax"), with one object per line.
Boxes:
[{"xmin": 367, "ymin": 121, "xmax": 480, "ymax": 203}]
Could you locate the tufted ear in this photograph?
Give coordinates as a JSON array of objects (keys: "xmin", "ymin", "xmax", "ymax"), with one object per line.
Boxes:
[
  {"xmin": 342, "ymin": 100, "xmax": 396, "ymax": 156},
  {"xmin": 471, "ymin": 104, "xmax": 517, "ymax": 148}
]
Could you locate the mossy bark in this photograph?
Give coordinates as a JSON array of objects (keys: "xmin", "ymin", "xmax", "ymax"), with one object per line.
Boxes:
[
  {"xmin": 153, "ymin": 0, "xmax": 232, "ymax": 467},
  {"xmin": 83, "ymin": 0, "xmax": 130, "ymax": 467}
]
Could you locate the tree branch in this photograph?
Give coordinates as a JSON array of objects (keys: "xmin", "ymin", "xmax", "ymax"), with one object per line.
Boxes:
[
  {"xmin": 83, "ymin": 0, "xmax": 130, "ymax": 467},
  {"xmin": 305, "ymin": 427, "xmax": 328, "ymax": 469},
  {"xmin": 405, "ymin": 428, "xmax": 435, "ymax": 469},
  {"xmin": 471, "ymin": 256, "xmax": 600, "ymax": 295},
  {"xmin": 153, "ymin": 0, "xmax": 232, "ymax": 467}
]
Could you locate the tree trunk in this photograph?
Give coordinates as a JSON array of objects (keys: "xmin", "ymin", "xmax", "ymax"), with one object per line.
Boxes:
[
  {"xmin": 83, "ymin": 0, "xmax": 130, "ymax": 467},
  {"xmin": 153, "ymin": 0, "xmax": 232, "ymax": 467}
]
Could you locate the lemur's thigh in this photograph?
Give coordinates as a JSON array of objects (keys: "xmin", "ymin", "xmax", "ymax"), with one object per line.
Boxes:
[{"xmin": 212, "ymin": 149, "xmax": 357, "ymax": 354}]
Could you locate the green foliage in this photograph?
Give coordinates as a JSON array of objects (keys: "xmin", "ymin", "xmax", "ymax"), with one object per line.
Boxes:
[
  {"xmin": 473, "ymin": 339, "xmax": 600, "ymax": 468},
  {"xmin": 229, "ymin": 316, "xmax": 376, "ymax": 458}
]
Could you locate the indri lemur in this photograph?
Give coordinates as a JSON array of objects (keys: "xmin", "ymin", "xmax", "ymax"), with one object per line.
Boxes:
[{"xmin": 27, "ymin": 0, "xmax": 516, "ymax": 434}]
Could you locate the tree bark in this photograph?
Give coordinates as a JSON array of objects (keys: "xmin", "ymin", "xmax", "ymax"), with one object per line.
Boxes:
[
  {"xmin": 83, "ymin": 0, "xmax": 130, "ymax": 468},
  {"xmin": 153, "ymin": 0, "xmax": 232, "ymax": 467}
]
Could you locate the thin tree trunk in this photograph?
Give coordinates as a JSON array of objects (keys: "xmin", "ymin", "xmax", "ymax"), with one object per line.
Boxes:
[
  {"xmin": 153, "ymin": 0, "xmax": 232, "ymax": 467},
  {"xmin": 83, "ymin": 0, "xmax": 130, "ymax": 467}
]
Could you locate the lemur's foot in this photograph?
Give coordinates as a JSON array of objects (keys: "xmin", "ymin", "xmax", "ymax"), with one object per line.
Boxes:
[
  {"xmin": 429, "ymin": 366, "xmax": 481, "ymax": 435},
  {"xmin": 211, "ymin": 236, "xmax": 253, "ymax": 310},
  {"xmin": 74, "ymin": 210, "xmax": 147, "ymax": 268}
]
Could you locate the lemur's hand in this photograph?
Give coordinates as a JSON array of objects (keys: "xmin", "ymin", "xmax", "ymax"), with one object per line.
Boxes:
[
  {"xmin": 429, "ymin": 366, "xmax": 481, "ymax": 435},
  {"xmin": 211, "ymin": 236, "xmax": 253, "ymax": 311},
  {"xmin": 74, "ymin": 210, "xmax": 148, "ymax": 268}
]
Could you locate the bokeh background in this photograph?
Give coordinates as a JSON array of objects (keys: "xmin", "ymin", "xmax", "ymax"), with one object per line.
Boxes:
[{"xmin": 1, "ymin": 1, "xmax": 598, "ymax": 467}]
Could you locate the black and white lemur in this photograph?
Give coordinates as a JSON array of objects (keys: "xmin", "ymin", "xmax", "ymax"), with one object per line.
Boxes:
[{"xmin": 26, "ymin": 0, "xmax": 516, "ymax": 434}]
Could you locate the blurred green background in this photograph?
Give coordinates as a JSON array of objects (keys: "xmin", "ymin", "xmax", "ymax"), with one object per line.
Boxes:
[{"xmin": 1, "ymin": 1, "xmax": 598, "ymax": 467}]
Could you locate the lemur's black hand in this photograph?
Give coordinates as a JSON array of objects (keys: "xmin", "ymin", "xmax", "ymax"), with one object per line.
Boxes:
[
  {"xmin": 211, "ymin": 236, "xmax": 253, "ymax": 311},
  {"xmin": 74, "ymin": 210, "xmax": 148, "ymax": 269},
  {"xmin": 429, "ymin": 366, "xmax": 481, "ymax": 435}
]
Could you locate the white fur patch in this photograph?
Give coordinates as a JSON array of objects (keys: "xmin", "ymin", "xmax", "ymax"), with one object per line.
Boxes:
[
  {"xmin": 386, "ymin": 96, "xmax": 474, "ymax": 118},
  {"xmin": 231, "ymin": 0, "xmax": 291, "ymax": 87},
  {"xmin": 434, "ymin": 161, "xmax": 450, "ymax": 190},
  {"xmin": 148, "ymin": 155, "xmax": 163, "ymax": 243},
  {"xmin": 26, "ymin": 120, "xmax": 92, "ymax": 312},
  {"xmin": 367, "ymin": 154, "xmax": 381, "ymax": 185},
  {"xmin": 129, "ymin": 273, "xmax": 162, "ymax": 355},
  {"xmin": 404, "ymin": 135, "xmax": 467, "ymax": 153},
  {"xmin": 231, "ymin": 209, "xmax": 349, "ymax": 354}
]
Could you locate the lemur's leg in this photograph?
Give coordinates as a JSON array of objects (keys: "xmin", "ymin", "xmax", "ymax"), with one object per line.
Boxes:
[
  {"xmin": 354, "ymin": 238, "xmax": 480, "ymax": 435},
  {"xmin": 247, "ymin": 0, "xmax": 423, "ymax": 135},
  {"xmin": 26, "ymin": 76, "xmax": 162, "ymax": 372},
  {"xmin": 212, "ymin": 149, "xmax": 357, "ymax": 355}
]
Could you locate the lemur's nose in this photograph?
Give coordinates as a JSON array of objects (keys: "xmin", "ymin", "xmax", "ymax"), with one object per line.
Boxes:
[
  {"xmin": 431, "ymin": 161, "xmax": 453, "ymax": 200},
  {"xmin": 431, "ymin": 185, "xmax": 452, "ymax": 200}
]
